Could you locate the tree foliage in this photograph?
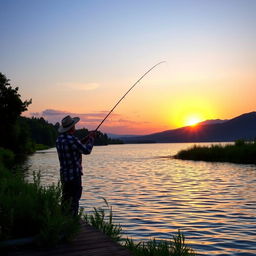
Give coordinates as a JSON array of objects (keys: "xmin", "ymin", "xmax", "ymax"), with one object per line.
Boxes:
[
  {"xmin": 74, "ymin": 128, "xmax": 123, "ymax": 145},
  {"xmin": 0, "ymin": 73, "xmax": 32, "ymax": 153},
  {"xmin": 0, "ymin": 73, "xmax": 31, "ymax": 123},
  {"xmin": 18, "ymin": 116, "xmax": 58, "ymax": 147}
]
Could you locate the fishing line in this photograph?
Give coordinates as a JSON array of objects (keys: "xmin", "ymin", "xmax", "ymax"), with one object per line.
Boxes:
[{"xmin": 95, "ymin": 61, "xmax": 166, "ymax": 131}]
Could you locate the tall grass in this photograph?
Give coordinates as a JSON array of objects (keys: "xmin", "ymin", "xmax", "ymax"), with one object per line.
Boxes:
[
  {"xmin": 0, "ymin": 147, "xmax": 15, "ymax": 168},
  {"xmin": 125, "ymin": 231, "xmax": 196, "ymax": 256},
  {"xmin": 0, "ymin": 165, "xmax": 81, "ymax": 247},
  {"xmin": 84, "ymin": 198, "xmax": 122, "ymax": 242},
  {"xmin": 35, "ymin": 144, "xmax": 51, "ymax": 151},
  {"xmin": 84, "ymin": 199, "xmax": 196, "ymax": 255},
  {"xmin": 174, "ymin": 140, "xmax": 256, "ymax": 164}
]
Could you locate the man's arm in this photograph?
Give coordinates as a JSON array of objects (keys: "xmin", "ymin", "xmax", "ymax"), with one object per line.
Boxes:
[
  {"xmin": 81, "ymin": 131, "xmax": 97, "ymax": 144},
  {"xmin": 73, "ymin": 132, "xmax": 96, "ymax": 155}
]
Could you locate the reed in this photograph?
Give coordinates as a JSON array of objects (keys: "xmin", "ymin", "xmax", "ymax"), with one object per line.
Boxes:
[
  {"xmin": 174, "ymin": 140, "xmax": 256, "ymax": 164},
  {"xmin": 124, "ymin": 231, "xmax": 196, "ymax": 256},
  {"xmin": 0, "ymin": 166, "xmax": 81, "ymax": 246},
  {"xmin": 84, "ymin": 198, "xmax": 122, "ymax": 242},
  {"xmin": 35, "ymin": 144, "xmax": 50, "ymax": 151}
]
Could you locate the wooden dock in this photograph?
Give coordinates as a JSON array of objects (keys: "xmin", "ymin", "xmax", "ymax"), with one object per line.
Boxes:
[{"xmin": 7, "ymin": 223, "xmax": 132, "ymax": 256}]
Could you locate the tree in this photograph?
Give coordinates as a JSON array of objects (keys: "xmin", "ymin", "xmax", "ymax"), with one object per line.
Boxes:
[
  {"xmin": 19, "ymin": 116, "xmax": 58, "ymax": 147},
  {"xmin": 0, "ymin": 73, "xmax": 32, "ymax": 152}
]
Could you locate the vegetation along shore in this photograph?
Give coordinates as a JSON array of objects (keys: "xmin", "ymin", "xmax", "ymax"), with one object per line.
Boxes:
[{"xmin": 174, "ymin": 140, "xmax": 256, "ymax": 164}]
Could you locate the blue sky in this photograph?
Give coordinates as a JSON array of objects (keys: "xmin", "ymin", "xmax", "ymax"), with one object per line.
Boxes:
[{"xmin": 1, "ymin": 0, "xmax": 256, "ymax": 134}]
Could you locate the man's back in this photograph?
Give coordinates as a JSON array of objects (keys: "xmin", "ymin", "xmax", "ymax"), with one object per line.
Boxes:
[{"xmin": 56, "ymin": 133, "xmax": 94, "ymax": 182}]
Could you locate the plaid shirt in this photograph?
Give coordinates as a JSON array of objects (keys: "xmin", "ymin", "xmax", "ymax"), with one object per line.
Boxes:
[{"xmin": 56, "ymin": 133, "xmax": 94, "ymax": 182}]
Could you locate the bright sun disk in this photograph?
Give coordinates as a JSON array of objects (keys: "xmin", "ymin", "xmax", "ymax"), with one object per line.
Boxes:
[{"xmin": 186, "ymin": 115, "xmax": 202, "ymax": 126}]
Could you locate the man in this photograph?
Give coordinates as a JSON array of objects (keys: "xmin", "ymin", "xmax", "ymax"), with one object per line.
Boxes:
[{"xmin": 56, "ymin": 115, "xmax": 96, "ymax": 216}]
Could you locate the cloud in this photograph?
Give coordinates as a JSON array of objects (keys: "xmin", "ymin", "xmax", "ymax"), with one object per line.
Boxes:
[
  {"xmin": 29, "ymin": 109, "xmax": 153, "ymax": 134},
  {"xmin": 29, "ymin": 112, "xmax": 41, "ymax": 117},
  {"xmin": 42, "ymin": 109, "xmax": 69, "ymax": 116},
  {"xmin": 29, "ymin": 109, "xmax": 121, "ymax": 126}
]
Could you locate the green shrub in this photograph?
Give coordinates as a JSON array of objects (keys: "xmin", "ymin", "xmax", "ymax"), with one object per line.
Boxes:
[
  {"xmin": 0, "ymin": 171, "xmax": 81, "ymax": 246},
  {"xmin": 84, "ymin": 198, "xmax": 122, "ymax": 242},
  {"xmin": 0, "ymin": 147, "xmax": 15, "ymax": 169},
  {"xmin": 174, "ymin": 141, "xmax": 256, "ymax": 164},
  {"xmin": 124, "ymin": 231, "xmax": 196, "ymax": 256},
  {"xmin": 235, "ymin": 139, "xmax": 245, "ymax": 146},
  {"xmin": 35, "ymin": 144, "xmax": 50, "ymax": 151}
]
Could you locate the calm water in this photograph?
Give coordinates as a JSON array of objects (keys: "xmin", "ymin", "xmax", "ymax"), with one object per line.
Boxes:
[{"xmin": 25, "ymin": 143, "xmax": 256, "ymax": 255}]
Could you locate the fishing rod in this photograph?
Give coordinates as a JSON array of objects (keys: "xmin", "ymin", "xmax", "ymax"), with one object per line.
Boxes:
[{"xmin": 95, "ymin": 61, "xmax": 165, "ymax": 131}]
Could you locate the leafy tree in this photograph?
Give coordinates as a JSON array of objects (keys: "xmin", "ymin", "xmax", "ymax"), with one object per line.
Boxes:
[
  {"xmin": 18, "ymin": 116, "xmax": 58, "ymax": 147},
  {"xmin": 0, "ymin": 73, "xmax": 32, "ymax": 152}
]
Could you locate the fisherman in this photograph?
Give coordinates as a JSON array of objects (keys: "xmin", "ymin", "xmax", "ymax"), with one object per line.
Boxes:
[{"xmin": 56, "ymin": 115, "xmax": 97, "ymax": 216}]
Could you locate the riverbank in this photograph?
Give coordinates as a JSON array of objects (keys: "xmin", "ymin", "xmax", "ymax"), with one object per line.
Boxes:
[
  {"xmin": 8, "ymin": 222, "xmax": 132, "ymax": 256},
  {"xmin": 174, "ymin": 140, "xmax": 256, "ymax": 164}
]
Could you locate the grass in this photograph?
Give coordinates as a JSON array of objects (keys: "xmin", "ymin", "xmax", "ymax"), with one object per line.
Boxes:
[
  {"xmin": 125, "ymin": 231, "xmax": 196, "ymax": 256},
  {"xmin": 84, "ymin": 198, "xmax": 196, "ymax": 256},
  {"xmin": 0, "ymin": 162, "xmax": 81, "ymax": 247},
  {"xmin": 174, "ymin": 140, "xmax": 256, "ymax": 164},
  {"xmin": 35, "ymin": 144, "xmax": 51, "ymax": 151},
  {"xmin": 84, "ymin": 198, "xmax": 122, "ymax": 242}
]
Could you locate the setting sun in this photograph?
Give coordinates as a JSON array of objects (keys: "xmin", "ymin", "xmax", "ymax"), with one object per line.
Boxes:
[
  {"xmin": 167, "ymin": 95, "xmax": 217, "ymax": 129},
  {"xmin": 185, "ymin": 115, "xmax": 202, "ymax": 126}
]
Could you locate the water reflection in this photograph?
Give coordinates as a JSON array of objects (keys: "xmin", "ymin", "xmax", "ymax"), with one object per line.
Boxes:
[{"xmin": 25, "ymin": 143, "xmax": 256, "ymax": 255}]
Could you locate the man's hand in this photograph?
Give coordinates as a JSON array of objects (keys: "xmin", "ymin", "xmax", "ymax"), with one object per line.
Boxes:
[
  {"xmin": 88, "ymin": 131, "xmax": 97, "ymax": 139},
  {"xmin": 81, "ymin": 131, "xmax": 98, "ymax": 144}
]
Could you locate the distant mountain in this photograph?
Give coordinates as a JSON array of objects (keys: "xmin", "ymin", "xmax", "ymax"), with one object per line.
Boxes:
[
  {"xmin": 107, "ymin": 133, "xmax": 139, "ymax": 139},
  {"xmin": 121, "ymin": 112, "xmax": 256, "ymax": 143},
  {"xmin": 199, "ymin": 119, "xmax": 228, "ymax": 125}
]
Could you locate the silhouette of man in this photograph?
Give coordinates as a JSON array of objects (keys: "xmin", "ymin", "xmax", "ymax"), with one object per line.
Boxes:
[{"xmin": 56, "ymin": 115, "xmax": 96, "ymax": 216}]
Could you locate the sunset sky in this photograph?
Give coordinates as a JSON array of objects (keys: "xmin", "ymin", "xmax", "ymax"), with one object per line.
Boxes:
[{"xmin": 1, "ymin": 0, "xmax": 256, "ymax": 134}]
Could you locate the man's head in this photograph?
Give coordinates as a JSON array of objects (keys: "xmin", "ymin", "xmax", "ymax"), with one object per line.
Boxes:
[{"xmin": 58, "ymin": 115, "xmax": 80, "ymax": 134}]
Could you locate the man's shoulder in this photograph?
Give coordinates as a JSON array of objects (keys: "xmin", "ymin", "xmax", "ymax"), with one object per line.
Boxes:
[
  {"xmin": 57, "ymin": 134, "xmax": 79, "ymax": 142},
  {"xmin": 56, "ymin": 134, "xmax": 71, "ymax": 143},
  {"xmin": 56, "ymin": 134, "xmax": 64, "ymax": 141}
]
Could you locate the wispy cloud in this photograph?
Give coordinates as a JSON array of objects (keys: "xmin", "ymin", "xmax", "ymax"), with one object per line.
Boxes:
[
  {"xmin": 29, "ymin": 109, "xmax": 154, "ymax": 134},
  {"xmin": 30, "ymin": 109, "xmax": 122, "ymax": 127}
]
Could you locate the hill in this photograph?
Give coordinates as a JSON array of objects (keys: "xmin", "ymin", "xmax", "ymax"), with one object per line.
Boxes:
[{"xmin": 121, "ymin": 112, "xmax": 256, "ymax": 143}]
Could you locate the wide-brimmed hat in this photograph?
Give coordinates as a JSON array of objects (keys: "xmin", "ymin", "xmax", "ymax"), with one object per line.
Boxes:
[{"xmin": 58, "ymin": 115, "xmax": 80, "ymax": 133}]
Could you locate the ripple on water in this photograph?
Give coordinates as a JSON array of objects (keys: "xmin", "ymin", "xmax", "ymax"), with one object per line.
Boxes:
[{"xmin": 25, "ymin": 144, "xmax": 256, "ymax": 256}]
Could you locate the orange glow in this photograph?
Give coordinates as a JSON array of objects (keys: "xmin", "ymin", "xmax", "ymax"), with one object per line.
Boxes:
[
  {"xmin": 185, "ymin": 114, "xmax": 203, "ymax": 126},
  {"xmin": 167, "ymin": 95, "xmax": 216, "ymax": 128}
]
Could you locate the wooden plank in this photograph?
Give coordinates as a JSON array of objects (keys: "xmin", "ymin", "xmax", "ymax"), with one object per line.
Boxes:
[{"xmin": 7, "ymin": 223, "xmax": 132, "ymax": 256}]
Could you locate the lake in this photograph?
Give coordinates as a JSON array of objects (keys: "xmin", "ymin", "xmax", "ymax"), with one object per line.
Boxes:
[{"xmin": 24, "ymin": 143, "xmax": 256, "ymax": 255}]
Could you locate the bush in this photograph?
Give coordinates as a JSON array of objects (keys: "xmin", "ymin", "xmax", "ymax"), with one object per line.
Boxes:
[
  {"xmin": 0, "ymin": 170, "xmax": 81, "ymax": 246},
  {"xmin": 84, "ymin": 198, "xmax": 122, "ymax": 242},
  {"xmin": 0, "ymin": 147, "xmax": 15, "ymax": 169},
  {"xmin": 125, "ymin": 231, "xmax": 196, "ymax": 256},
  {"xmin": 174, "ymin": 141, "xmax": 256, "ymax": 164},
  {"xmin": 35, "ymin": 144, "xmax": 50, "ymax": 151},
  {"xmin": 235, "ymin": 139, "xmax": 245, "ymax": 146}
]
